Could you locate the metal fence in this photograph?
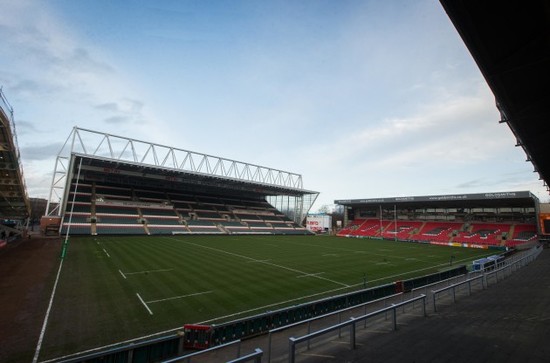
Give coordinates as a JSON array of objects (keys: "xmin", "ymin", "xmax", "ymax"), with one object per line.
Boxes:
[
  {"xmin": 53, "ymin": 245, "xmax": 542, "ymax": 363},
  {"xmin": 287, "ymin": 294, "xmax": 427, "ymax": 363},
  {"xmin": 161, "ymin": 340, "xmax": 241, "ymax": 363},
  {"xmin": 266, "ymin": 292, "xmax": 404, "ymax": 362},
  {"xmin": 432, "ymin": 274, "xmax": 485, "ymax": 312},
  {"xmin": 432, "ymin": 245, "xmax": 542, "ymax": 312},
  {"xmin": 281, "ymin": 245, "xmax": 542, "ymax": 363}
]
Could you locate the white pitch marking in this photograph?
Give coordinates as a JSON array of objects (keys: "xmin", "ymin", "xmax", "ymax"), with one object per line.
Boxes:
[
  {"xmin": 102, "ymin": 248, "xmax": 110, "ymax": 258},
  {"xmin": 42, "ymin": 279, "xmax": 362, "ymax": 363},
  {"xmin": 41, "ymin": 254, "xmax": 487, "ymax": 363},
  {"xmin": 297, "ymin": 272, "xmax": 325, "ymax": 279},
  {"xmin": 32, "ymin": 258, "xmax": 65, "ymax": 363},
  {"xmin": 322, "ymin": 253, "xmax": 338, "ymax": 257},
  {"xmin": 137, "ymin": 293, "xmax": 153, "ymax": 315},
  {"xmin": 169, "ymin": 237, "xmax": 350, "ymax": 287},
  {"xmin": 247, "ymin": 259, "xmax": 271, "ymax": 263},
  {"xmin": 124, "ymin": 268, "xmax": 174, "ymax": 276},
  {"xmin": 119, "ymin": 270, "xmax": 127, "ymax": 279},
  {"xmin": 147, "ymin": 291, "xmax": 213, "ymax": 304}
]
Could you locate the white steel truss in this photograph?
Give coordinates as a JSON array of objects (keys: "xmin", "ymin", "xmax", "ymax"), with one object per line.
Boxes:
[{"xmin": 46, "ymin": 127, "xmax": 313, "ymax": 218}]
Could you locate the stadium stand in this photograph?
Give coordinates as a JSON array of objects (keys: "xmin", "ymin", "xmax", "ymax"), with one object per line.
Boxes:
[
  {"xmin": 59, "ymin": 177, "xmax": 313, "ymax": 236},
  {"xmin": 338, "ymin": 216, "xmax": 535, "ymax": 248},
  {"xmin": 453, "ymin": 223, "xmax": 510, "ymax": 246},
  {"xmin": 411, "ymin": 222, "xmax": 460, "ymax": 242},
  {"xmin": 380, "ymin": 221, "xmax": 423, "ymax": 240},
  {"xmin": 335, "ymin": 192, "xmax": 541, "ymax": 249}
]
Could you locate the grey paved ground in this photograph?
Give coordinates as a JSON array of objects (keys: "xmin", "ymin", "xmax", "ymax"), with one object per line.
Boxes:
[
  {"xmin": 331, "ymin": 247, "xmax": 550, "ymax": 362},
  {"xmin": 202, "ymin": 246, "xmax": 550, "ymax": 363}
]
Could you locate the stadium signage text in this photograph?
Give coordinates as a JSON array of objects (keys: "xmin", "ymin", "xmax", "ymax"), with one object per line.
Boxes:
[{"xmin": 334, "ymin": 191, "xmax": 532, "ymax": 205}]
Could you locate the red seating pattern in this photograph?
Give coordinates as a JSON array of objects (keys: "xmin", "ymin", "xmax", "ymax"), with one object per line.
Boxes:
[
  {"xmin": 339, "ymin": 219, "xmax": 535, "ymax": 247},
  {"xmin": 509, "ymin": 224, "xmax": 538, "ymax": 245}
]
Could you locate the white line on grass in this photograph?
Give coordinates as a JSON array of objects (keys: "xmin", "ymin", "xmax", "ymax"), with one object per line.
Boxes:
[
  {"xmin": 358, "ymin": 255, "xmax": 478, "ymax": 286},
  {"xmin": 168, "ymin": 237, "xmax": 350, "ymax": 287},
  {"xmin": 287, "ymin": 241, "xmax": 420, "ymax": 262},
  {"xmin": 43, "ymin": 280, "xmax": 361, "ymax": 363},
  {"xmin": 136, "ymin": 293, "xmax": 153, "ymax": 315},
  {"xmin": 193, "ymin": 255, "xmax": 481, "ymax": 325},
  {"xmin": 40, "ymin": 253, "xmax": 489, "ymax": 363},
  {"xmin": 119, "ymin": 269, "xmax": 127, "ymax": 279},
  {"xmin": 247, "ymin": 259, "xmax": 271, "ymax": 263},
  {"xmin": 146, "ymin": 291, "xmax": 213, "ymax": 304},
  {"xmin": 103, "ymin": 248, "xmax": 110, "ymax": 258},
  {"xmin": 124, "ymin": 268, "xmax": 174, "ymax": 276},
  {"xmin": 297, "ymin": 272, "xmax": 325, "ymax": 278},
  {"xmin": 32, "ymin": 258, "xmax": 64, "ymax": 363}
]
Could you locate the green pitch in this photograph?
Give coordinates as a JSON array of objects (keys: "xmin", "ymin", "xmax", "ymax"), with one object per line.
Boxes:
[{"xmin": 40, "ymin": 235, "xmax": 493, "ymax": 360}]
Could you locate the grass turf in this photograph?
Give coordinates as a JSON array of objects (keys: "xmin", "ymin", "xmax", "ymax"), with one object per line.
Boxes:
[{"xmin": 39, "ymin": 235, "xmax": 495, "ymax": 360}]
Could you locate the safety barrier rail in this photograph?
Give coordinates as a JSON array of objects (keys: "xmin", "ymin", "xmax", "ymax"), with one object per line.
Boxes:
[
  {"xmin": 266, "ymin": 292, "xmax": 403, "ymax": 362},
  {"xmin": 287, "ymin": 294, "xmax": 427, "ymax": 363},
  {"xmin": 432, "ymin": 275, "xmax": 484, "ymax": 312},
  {"xmin": 226, "ymin": 348, "xmax": 263, "ymax": 363},
  {"xmin": 484, "ymin": 245, "xmax": 542, "ymax": 286},
  {"xmin": 432, "ymin": 245, "xmax": 542, "ymax": 312},
  {"xmin": 161, "ymin": 340, "xmax": 241, "ymax": 363}
]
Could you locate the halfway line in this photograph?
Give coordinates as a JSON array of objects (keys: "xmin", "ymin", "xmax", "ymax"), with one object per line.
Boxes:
[{"xmin": 103, "ymin": 248, "xmax": 111, "ymax": 258}]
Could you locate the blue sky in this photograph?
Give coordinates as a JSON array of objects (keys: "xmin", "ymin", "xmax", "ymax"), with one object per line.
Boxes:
[{"xmin": 0, "ymin": 0, "xmax": 547, "ymax": 210}]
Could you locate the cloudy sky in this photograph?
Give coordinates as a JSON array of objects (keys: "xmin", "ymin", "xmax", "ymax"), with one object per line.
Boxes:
[{"xmin": 0, "ymin": 0, "xmax": 547, "ymax": 210}]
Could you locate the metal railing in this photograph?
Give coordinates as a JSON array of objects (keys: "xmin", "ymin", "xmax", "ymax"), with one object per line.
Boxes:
[
  {"xmin": 484, "ymin": 245, "xmax": 542, "ymax": 286},
  {"xmin": 432, "ymin": 275, "xmax": 485, "ymax": 312},
  {"xmin": 226, "ymin": 349, "xmax": 263, "ymax": 363},
  {"xmin": 287, "ymin": 294, "xmax": 427, "ymax": 363},
  {"xmin": 432, "ymin": 245, "xmax": 542, "ymax": 312},
  {"xmin": 266, "ymin": 292, "xmax": 403, "ymax": 362},
  {"xmin": 161, "ymin": 340, "xmax": 241, "ymax": 363},
  {"xmin": 58, "ymin": 334, "xmax": 182, "ymax": 363}
]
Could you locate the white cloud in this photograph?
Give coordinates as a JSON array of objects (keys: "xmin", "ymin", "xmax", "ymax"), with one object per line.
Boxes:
[{"xmin": 0, "ymin": 0, "xmax": 546, "ymax": 208}]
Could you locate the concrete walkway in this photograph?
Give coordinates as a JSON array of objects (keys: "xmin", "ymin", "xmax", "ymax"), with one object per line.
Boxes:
[
  {"xmin": 179, "ymin": 247, "xmax": 550, "ymax": 363},
  {"xmin": 315, "ymin": 247, "xmax": 550, "ymax": 363}
]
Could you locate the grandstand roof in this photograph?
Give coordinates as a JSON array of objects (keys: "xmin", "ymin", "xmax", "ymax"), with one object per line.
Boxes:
[
  {"xmin": 74, "ymin": 153, "xmax": 315, "ymax": 198},
  {"xmin": 0, "ymin": 89, "xmax": 30, "ymax": 219},
  {"xmin": 47, "ymin": 127, "xmax": 318, "ymax": 216},
  {"xmin": 335, "ymin": 191, "xmax": 538, "ymax": 209},
  {"xmin": 440, "ymin": 0, "xmax": 550, "ymax": 191}
]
